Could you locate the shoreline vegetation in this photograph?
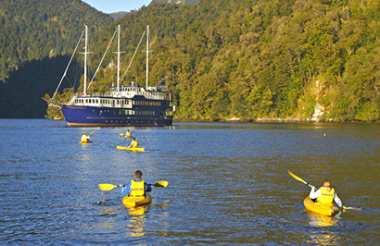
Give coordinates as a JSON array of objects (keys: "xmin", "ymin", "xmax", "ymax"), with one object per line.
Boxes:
[
  {"xmin": 176, "ymin": 118, "xmax": 380, "ymax": 123},
  {"xmin": 51, "ymin": 117, "xmax": 379, "ymax": 124}
]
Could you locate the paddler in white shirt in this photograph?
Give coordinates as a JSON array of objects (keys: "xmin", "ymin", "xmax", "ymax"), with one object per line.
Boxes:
[
  {"xmin": 81, "ymin": 133, "xmax": 91, "ymax": 142},
  {"xmin": 309, "ymin": 180, "xmax": 343, "ymax": 208}
]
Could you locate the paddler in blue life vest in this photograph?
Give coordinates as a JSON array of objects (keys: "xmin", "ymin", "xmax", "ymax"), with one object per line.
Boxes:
[
  {"xmin": 119, "ymin": 170, "xmax": 152, "ymax": 197},
  {"xmin": 310, "ymin": 180, "xmax": 343, "ymax": 208},
  {"xmin": 127, "ymin": 137, "xmax": 138, "ymax": 148},
  {"xmin": 81, "ymin": 133, "xmax": 91, "ymax": 142}
]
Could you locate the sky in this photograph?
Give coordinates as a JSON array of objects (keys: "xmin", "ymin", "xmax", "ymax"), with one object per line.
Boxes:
[{"xmin": 81, "ymin": 0, "xmax": 152, "ymax": 13}]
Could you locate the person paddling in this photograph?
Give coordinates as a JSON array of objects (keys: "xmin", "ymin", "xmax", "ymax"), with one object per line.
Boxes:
[
  {"xmin": 127, "ymin": 137, "xmax": 138, "ymax": 148},
  {"xmin": 81, "ymin": 133, "xmax": 91, "ymax": 142},
  {"xmin": 125, "ymin": 130, "xmax": 131, "ymax": 138},
  {"xmin": 119, "ymin": 170, "xmax": 152, "ymax": 198},
  {"xmin": 310, "ymin": 180, "xmax": 343, "ymax": 208}
]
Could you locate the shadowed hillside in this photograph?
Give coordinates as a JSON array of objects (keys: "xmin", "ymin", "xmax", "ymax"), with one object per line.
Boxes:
[{"xmin": 0, "ymin": 56, "xmax": 81, "ymax": 118}]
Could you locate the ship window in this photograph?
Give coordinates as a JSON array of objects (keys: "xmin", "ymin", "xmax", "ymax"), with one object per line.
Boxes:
[{"xmin": 86, "ymin": 99, "xmax": 88, "ymax": 103}]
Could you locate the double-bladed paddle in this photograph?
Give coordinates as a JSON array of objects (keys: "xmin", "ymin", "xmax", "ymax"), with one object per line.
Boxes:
[
  {"xmin": 288, "ymin": 170, "xmax": 362, "ymax": 210},
  {"xmin": 98, "ymin": 181, "xmax": 169, "ymax": 191}
]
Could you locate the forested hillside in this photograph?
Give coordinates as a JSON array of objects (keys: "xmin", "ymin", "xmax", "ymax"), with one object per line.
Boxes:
[
  {"xmin": 0, "ymin": 0, "xmax": 113, "ymax": 82},
  {"xmin": 52, "ymin": 0, "xmax": 379, "ymax": 122},
  {"xmin": 0, "ymin": 0, "xmax": 113, "ymax": 118},
  {"xmin": 4, "ymin": 0, "xmax": 380, "ymax": 121}
]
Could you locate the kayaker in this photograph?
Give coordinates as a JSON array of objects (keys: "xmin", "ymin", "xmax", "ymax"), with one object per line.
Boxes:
[
  {"xmin": 127, "ymin": 137, "xmax": 138, "ymax": 148},
  {"xmin": 310, "ymin": 180, "xmax": 343, "ymax": 208},
  {"xmin": 81, "ymin": 133, "xmax": 90, "ymax": 142},
  {"xmin": 119, "ymin": 170, "xmax": 152, "ymax": 197},
  {"xmin": 126, "ymin": 130, "xmax": 131, "ymax": 137}
]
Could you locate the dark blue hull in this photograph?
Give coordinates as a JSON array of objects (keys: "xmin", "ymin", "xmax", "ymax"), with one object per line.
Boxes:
[{"xmin": 61, "ymin": 105, "xmax": 173, "ymax": 126}]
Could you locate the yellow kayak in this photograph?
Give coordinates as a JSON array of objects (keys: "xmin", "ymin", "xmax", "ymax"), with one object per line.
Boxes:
[
  {"xmin": 303, "ymin": 197, "xmax": 340, "ymax": 216},
  {"xmin": 80, "ymin": 140, "xmax": 92, "ymax": 144},
  {"xmin": 122, "ymin": 194, "xmax": 152, "ymax": 207},
  {"xmin": 116, "ymin": 146, "xmax": 145, "ymax": 151}
]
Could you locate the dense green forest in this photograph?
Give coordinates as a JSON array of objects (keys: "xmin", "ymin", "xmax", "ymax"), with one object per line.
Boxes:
[
  {"xmin": 0, "ymin": 0, "xmax": 113, "ymax": 118},
  {"xmin": 51, "ymin": 0, "xmax": 380, "ymax": 122},
  {"xmin": 2, "ymin": 0, "xmax": 380, "ymax": 121},
  {"xmin": 0, "ymin": 0, "xmax": 113, "ymax": 82}
]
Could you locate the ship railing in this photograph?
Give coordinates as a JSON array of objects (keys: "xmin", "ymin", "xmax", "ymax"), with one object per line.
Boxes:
[{"xmin": 73, "ymin": 92, "xmax": 112, "ymax": 97}]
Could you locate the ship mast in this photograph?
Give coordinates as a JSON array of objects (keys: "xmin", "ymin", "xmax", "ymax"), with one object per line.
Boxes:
[
  {"xmin": 146, "ymin": 25, "xmax": 149, "ymax": 89},
  {"xmin": 114, "ymin": 25, "xmax": 124, "ymax": 93},
  {"xmin": 83, "ymin": 25, "xmax": 88, "ymax": 96},
  {"xmin": 117, "ymin": 25, "xmax": 121, "ymax": 92}
]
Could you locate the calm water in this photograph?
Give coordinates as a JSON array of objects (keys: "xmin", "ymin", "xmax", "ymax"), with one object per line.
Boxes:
[{"xmin": 0, "ymin": 119, "xmax": 379, "ymax": 245}]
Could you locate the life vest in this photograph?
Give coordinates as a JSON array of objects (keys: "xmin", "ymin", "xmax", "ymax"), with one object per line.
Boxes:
[
  {"xmin": 130, "ymin": 179, "xmax": 145, "ymax": 197},
  {"xmin": 126, "ymin": 132, "xmax": 131, "ymax": 137},
  {"xmin": 132, "ymin": 140, "xmax": 138, "ymax": 147},
  {"xmin": 81, "ymin": 135, "xmax": 88, "ymax": 142},
  {"xmin": 317, "ymin": 187, "xmax": 335, "ymax": 204}
]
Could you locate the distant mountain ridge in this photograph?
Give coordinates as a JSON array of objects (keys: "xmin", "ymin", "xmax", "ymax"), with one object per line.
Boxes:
[
  {"xmin": 109, "ymin": 11, "xmax": 129, "ymax": 20},
  {"xmin": 151, "ymin": 0, "xmax": 199, "ymax": 5}
]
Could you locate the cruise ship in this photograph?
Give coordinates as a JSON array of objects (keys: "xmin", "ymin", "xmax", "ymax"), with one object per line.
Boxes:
[{"xmin": 52, "ymin": 25, "xmax": 174, "ymax": 126}]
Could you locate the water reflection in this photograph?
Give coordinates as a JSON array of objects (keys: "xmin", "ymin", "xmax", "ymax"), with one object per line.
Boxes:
[
  {"xmin": 307, "ymin": 211, "xmax": 342, "ymax": 245},
  {"xmin": 308, "ymin": 231, "xmax": 340, "ymax": 246},
  {"xmin": 307, "ymin": 210, "xmax": 341, "ymax": 227},
  {"xmin": 126, "ymin": 206, "xmax": 147, "ymax": 237}
]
